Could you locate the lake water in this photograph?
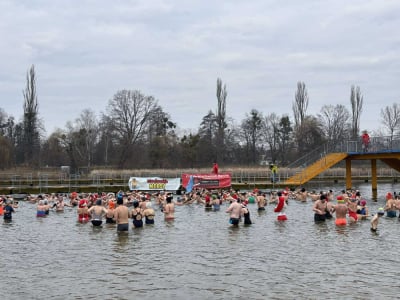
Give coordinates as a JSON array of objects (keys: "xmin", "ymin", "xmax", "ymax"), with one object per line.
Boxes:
[{"xmin": 1, "ymin": 182, "xmax": 399, "ymax": 300}]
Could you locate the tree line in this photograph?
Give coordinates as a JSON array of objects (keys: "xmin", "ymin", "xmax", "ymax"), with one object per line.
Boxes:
[{"xmin": 0, "ymin": 65, "xmax": 399, "ymax": 172}]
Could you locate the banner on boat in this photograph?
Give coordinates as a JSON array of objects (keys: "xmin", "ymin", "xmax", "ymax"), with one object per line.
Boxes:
[
  {"xmin": 128, "ymin": 177, "xmax": 181, "ymax": 191},
  {"xmin": 181, "ymin": 173, "xmax": 231, "ymax": 191}
]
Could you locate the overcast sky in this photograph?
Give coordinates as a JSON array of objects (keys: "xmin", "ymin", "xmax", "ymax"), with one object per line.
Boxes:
[{"xmin": 0, "ymin": 0, "xmax": 399, "ymax": 136}]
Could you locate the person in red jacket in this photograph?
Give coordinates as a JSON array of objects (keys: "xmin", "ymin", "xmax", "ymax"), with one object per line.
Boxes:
[
  {"xmin": 361, "ymin": 130, "xmax": 370, "ymax": 152},
  {"xmin": 212, "ymin": 161, "xmax": 219, "ymax": 174}
]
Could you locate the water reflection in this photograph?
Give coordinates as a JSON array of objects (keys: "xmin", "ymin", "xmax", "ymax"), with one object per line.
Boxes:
[
  {"xmin": 335, "ymin": 225, "xmax": 349, "ymax": 236},
  {"xmin": 115, "ymin": 231, "xmax": 130, "ymax": 248}
]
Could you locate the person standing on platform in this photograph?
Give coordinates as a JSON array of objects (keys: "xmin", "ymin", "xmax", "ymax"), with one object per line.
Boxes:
[
  {"xmin": 212, "ymin": 161, "xmax": 219, "ymax": 174},
  {"xmin": 361, "ymin": 130, "xmax": 370, "ymax": 152},
  {"xmin": 270, "ymin": 164, "xmax": 278, "ymax": 183}
]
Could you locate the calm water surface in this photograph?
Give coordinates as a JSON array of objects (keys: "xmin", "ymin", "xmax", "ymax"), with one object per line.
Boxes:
[{"xmin": 1, "ymin": 183, "xmax": 399, "ymax": 300}]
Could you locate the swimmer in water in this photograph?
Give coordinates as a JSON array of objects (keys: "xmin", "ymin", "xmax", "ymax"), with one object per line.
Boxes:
[{"xmin": 370, "ymin": 208, "xmax": 385, "ymax": 232}]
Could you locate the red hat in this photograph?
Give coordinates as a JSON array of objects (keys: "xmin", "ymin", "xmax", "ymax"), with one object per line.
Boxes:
[{"xmin": 79, "ymin": 199, "xmax": 87, "ymax": 208}]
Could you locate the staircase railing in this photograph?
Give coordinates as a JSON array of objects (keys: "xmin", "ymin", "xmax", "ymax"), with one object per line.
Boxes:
[{"xmin": 286, "ymin": 135, "xmax": 400, "ymax": 170}]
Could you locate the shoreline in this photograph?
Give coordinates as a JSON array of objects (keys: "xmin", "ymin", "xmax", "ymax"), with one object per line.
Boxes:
[{"xmin": 2, "ymin": 176, "xmax": 398, "ymax": 196}]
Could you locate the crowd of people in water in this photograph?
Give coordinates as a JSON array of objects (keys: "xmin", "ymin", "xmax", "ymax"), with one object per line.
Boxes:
[{"xmin": 1, "ymin": 187, "xmax": 399, "ymax": 233}]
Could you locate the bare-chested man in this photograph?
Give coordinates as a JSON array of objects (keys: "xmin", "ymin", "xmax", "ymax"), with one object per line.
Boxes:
[
  {"xmin": 308, "ymin": 191, "xmax": 320, "ymax": 202},
  {"xmin": 296, "ymin": 188, "xmax": 307, "ymax": 202},
  {"xmin": 88, "ymin": 199, "xmax": 108, "ymax": 226},
  {"xmin": 313, "ymin": 194, "xmax": 329, "ymax": 222},
  {"xmin": 226, "ymin": 198, "xmax": 242, "ymax": 226},
  {"xmin": 139, "ymin": 195, "xmax": 149, "ymax": 211},
  {"xmin": 256, "ymin": 191, "xmax": 266, "ymax": 211},
  {"xmin": 163, "ymin": 196, "xmax": 175, "ymax": 220},
  {"xmin": 331, "ymin": 196, "xmax": 348, "ymax": 226},
  {"xmin": 384, "ymin": 192, "xmax": 397, "ymax": 218},
  {"xmin": 114, "ymin": 196, "xmax": 129, "ymax": 232},
  {"xmin": 54, "ymin": 196, "xmax": 65, "ymax": 212},
  {"xmin": 394, "ymin": 195, "xmax": 400, "ymax": 214}
]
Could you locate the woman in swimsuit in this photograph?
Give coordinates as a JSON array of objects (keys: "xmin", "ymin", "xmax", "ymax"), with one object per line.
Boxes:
[
  {"xmin": 143, "ymin": 201, "xmax": 155, "ymax": 224},
  {"xmin": 130, "ymin": 200, "xmax": 144, "ymax": 228},
  {"xmin": 241, "ymin": 201, "xmax": 252, "ymax": 225},
  {"xmin": 105, "ymin": 200, "xmax": 116, "ymax": 224},
  {"xmin": 357, "ymin": 200, "xmax": 369, "ymax": 220}
]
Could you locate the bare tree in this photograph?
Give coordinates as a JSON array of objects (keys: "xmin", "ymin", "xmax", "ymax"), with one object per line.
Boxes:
[
  {"xmin": 350, "ymin": 85, "xmax": 363, "ymax": 139},
  {"xmin": 216, "ymin": 78, "xmax": 227, "ymax": 162},
  {"xmin": 0, "ymin": 109, "xmax": 15, "ymax": 140},
  {"xmin": 59, "ymin": 122, "xmax": 80, "ymax": 172},
  {"xmin": 380, "ymin": 103, "xmax": 400, "ymax": 146},
  {"xmin": 263, "ymin": 113, "xmax": 280, "ymax": 164},
  {"xmin": 96, "ymin": 114, "xmax": 114, "ymax": 166},
  {"xmin": 22, "ymin": 64, "xmax": 41, "ymax": 166},
  {"xmin": 0, "ymin": 109, "xmax": 14, "ymax": 168},
  {"xmin": 0, "ymin": 135, "xmax": 13, "ymax": 169},
  {"xmin": 293, "ymin": 81, "xmax": 309, "ymax": 128},
  {"xmin": 76, "ymin": 109, "xmax": 99, "ymax": 169},
  {"xmin": 107, "ymin": 90, "xmax": 157, "ymax": 168},
  {"xmin": 292, "ymin": 82, "xmax": 309, "ymax": 155},
  {"xmin": 318, "ymin": 104, "xmax": 351, "ymax": 146},
  {"xmin": 0, "ymin": 108, "xmax": 7, "ymax": 132}
]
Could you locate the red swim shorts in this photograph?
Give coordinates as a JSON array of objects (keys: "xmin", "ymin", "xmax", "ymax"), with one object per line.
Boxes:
[{"xmin": 335, "ymin": 218, "xmax": 347, "ymax": 226}]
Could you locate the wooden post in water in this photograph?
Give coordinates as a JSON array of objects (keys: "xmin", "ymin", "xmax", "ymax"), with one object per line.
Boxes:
[
  {"xmin": 346, "ymin": 158, "xmax": 352, "ymax": 190},
  {"xmin": 371, "ymin": 158, "xmax": 378, "ymax": 200}
]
